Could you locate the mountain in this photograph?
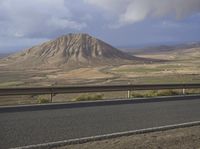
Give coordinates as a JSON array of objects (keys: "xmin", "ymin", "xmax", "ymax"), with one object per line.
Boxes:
[{"xmin": 1, "ymin": 33, "xmax": 149, "ymax": 69}]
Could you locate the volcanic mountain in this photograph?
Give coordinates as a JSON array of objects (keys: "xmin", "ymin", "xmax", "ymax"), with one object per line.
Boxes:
[{"xmin": 1, "ymin": 33, "xmax": 148, "ymax": 69}]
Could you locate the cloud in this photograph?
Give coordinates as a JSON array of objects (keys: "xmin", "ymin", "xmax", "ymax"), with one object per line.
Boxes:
[
  {"xmin": 85, "ymin": 0, "xmax": 200, "ymax": 27},
  {"xmin": 0, "ymin": 0, "xmax": 87, "ymax": 38},
  {"xmin": 47, "ymin": 17, "xmax": 87, "ymax": 30},
  {"xmin": 0, "ymin": 36, "xmax": 49, "ymax": 52}
]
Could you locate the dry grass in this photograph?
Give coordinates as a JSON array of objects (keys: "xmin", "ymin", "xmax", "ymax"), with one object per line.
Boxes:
[
  {"xmin": 47, "ymin": 68, "xmax": 113, "ymax": 80},
  {"xmin": 1, "ymin": 47, "xmax": 200, "ymax": 87},
  {"xmin": 0, "ymin": 47, "xmax": 200, "ymax": 105}
]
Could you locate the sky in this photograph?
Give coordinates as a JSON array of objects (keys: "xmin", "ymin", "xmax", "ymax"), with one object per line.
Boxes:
[{"xmin": 0, "ymin": 0, "xmax": 200, "ymax": 53}]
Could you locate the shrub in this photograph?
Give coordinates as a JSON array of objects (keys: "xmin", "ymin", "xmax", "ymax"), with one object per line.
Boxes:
[
  {"xmin": 131, "ymin": 92, "xmax": 146, "ymax": 98},
  {"xmin": 37, "ymin": 97, "xmax": 50, "ymax": 104},
  {"xmin": 131, "ymin": 90, "xmax": 181, "ymax": 98},
  {"xmin": 75, "ymin": 94, "xmax": 104, "ymax": 101},
  {"xmin": 131, "ymin": 90, "xmax": 158, "ymax": 98},
  {"xmin": 157, "ymin": 90, "xmax": 180, "ymax": 96},
  {"xmin": 146, "ymin": 90, "xmax": 158, "ymax": 97}
]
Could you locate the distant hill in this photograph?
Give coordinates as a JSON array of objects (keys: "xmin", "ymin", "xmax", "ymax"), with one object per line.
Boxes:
[
  {"xmin": 126, "ymin": 42, "xmax": 200, "ymax": 54},
  {"xmin": 1, "ymin": 33, "xmax": 150, "ymax": 69},
  {"xmin": 0, "ymin": 53, "xmax": 11, "ymax": 59}
]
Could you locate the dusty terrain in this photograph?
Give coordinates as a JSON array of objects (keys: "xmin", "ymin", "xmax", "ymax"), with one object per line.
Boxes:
[
  {"xmin": 0, "ymin": 34, "xmax": 199, "ymax": 88},
  {"xmin": 0, "ymin": 37, "xmax": 200, "ymax": 105},
  {"xmin": 0, "ymin": 47, "xmax": 199, "ymax": 87},
  {"xmin": 54, "ymin": 126, "xmax": 200, "ymax": 149}
]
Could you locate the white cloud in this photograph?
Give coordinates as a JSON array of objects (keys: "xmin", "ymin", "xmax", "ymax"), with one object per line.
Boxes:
[
  {"xmin": 0, "ymin": 0, "xmax": 87, "ymax": 38},
  {"xmin": 85, "ymin": 0, "xmax": 200, "ymax": 27},
  {"xmin": 48, "ymin": 18, "xmax": 87, "ymax": 30}
]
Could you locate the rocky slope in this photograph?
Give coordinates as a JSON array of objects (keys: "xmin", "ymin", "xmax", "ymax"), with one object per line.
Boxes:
[{"xmin": 1, "ymin": 33, "xmax": 148, "ymax": 69}]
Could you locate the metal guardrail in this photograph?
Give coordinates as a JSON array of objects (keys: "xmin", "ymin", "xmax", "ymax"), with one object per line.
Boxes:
[{"xmin": 0, "ymin": 83, "xmax": 200, "ymax": 97}]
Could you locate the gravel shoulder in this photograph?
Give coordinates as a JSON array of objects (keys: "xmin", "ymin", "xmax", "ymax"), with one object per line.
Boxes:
[{"xmin": 54, "ymin": 126, "xmax": 200, "ymax": 149}]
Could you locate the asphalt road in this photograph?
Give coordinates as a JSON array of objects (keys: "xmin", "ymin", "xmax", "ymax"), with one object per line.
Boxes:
[{"xmin": 1, "ymin": 97, "xmax": 200, "ymax": 148}]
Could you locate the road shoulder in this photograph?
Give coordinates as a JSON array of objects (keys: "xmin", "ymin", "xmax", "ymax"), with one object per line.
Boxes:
[{"xmin": 54, "ymin": 126, "xmax": 200, "ymax": 149}]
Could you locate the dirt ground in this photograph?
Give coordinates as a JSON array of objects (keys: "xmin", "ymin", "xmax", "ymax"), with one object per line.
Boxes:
[{"xmin": 54, "ymin": 126, "xmax": 200, "ymax": 149}]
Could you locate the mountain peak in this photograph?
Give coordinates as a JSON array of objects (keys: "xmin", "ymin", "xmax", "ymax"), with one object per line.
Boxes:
[
  {"xmin": 2, "ymin": 33, "xmax": 146, "ymax": 69},
  {"xmin": 59, "ymin": 33, "xmax": 92, "ymax": 40}
]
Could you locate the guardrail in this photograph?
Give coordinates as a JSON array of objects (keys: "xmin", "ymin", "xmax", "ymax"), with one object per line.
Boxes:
[{"xmin": 0, "ymin": 84, "xmax": 200, "ymax": 102}]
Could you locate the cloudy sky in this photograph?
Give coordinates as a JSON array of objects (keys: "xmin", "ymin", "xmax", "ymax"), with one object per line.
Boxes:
[{"xmin": 0, "ymin": 0, "xmax": 200, "ymax": 53}]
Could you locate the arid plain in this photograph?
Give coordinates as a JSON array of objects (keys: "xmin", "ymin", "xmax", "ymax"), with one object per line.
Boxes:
[
  {"xmin": 0, "ymin": 43, "xmax": 200, "ymax": 87},
  {"xmin": 0, "ymin": 34, "xmax": 199, "ymax": 105}
]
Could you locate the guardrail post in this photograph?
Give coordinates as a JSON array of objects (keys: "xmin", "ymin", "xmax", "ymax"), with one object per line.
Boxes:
[
  {"xmin": 127, "ymin": 83, "xmax": 131, "ymax": 99},
  {"xmin": 50, "ymin": 87, "xmax": 53, "ymax": 103},
  {"xmin": 128, "ymin": 90, "xmax": 130, "ymax": 99},
  {"xmin": 183, "ymin": 88, "xmax": 185, "ymax": 95},
  {"xmin": 50, "ymin": 93, "xmax": 53, "ymax": 102}
]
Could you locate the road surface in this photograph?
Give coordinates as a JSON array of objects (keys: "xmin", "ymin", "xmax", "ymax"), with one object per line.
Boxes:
[{"xmin": 1, "ymin": 96, "xmax": 200, "ymax": 148}]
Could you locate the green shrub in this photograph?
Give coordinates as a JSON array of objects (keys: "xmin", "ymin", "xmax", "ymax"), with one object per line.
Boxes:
[
  {"xmin": 146, "ymin": 90, "xmax": 159, "ymax": 97},
  {"xmin": 75, "ymin": 94, "xmax": 104, "ymax": 101},
  {"xmin": 131, "ymin": 90, "xmax": 181, "ymax": 98},
  {"xmin": 131, "ymin": 92, "xmax": 146, "ymax": 98},
  {"xmin": 37, "ymin": 97, "xmax": 50, "ymax": 104},
  {"xmin": 186, "ymin": 89, "xmax": 200, "ymax": 94},
  {"xmin": 131, "ymin": 90, "xmax": 158, "ymax": 98},
  {"xmin": 157, "ymin": 90, "xmax": 180, "ymax": 96}
]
